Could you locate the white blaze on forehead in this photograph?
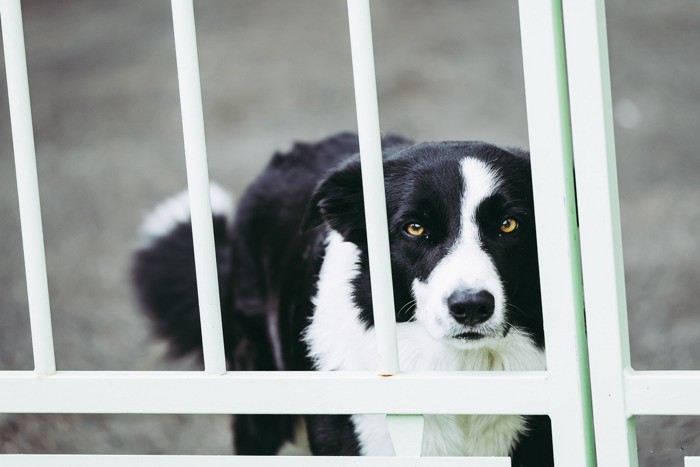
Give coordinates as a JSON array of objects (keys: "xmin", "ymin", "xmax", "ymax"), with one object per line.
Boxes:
[
  {"xmin": 460, "ymin": 157, "xmax": 501, "ymax": 225},
  {"xmin": 412, "ymin": 156, "xmax": 505, "ymax": 340}
]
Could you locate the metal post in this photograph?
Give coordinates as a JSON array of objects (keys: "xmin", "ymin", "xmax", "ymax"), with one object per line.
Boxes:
[
  {"xmin": 346, "ymin": 0, "xmax": 400, "ymax": 376},
  {"xmin": 0, "ymin": 0, "xmax": 56, "ymax": 375},
  {"xmin": 561, "ymin": 0, "xmax": 640, "ymax": 465},
  {"xmin": 171, "ymin": 0, "xmax": 227, "ymax": 375},
  {"xmin": 518, "ymin": 0, "xmax": 596, "ymax": 465}
]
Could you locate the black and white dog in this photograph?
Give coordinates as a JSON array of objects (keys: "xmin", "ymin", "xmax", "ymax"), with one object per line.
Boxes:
[{"xmin": 133, "ymin": 132, "xmax": 553, "ymax": 466}]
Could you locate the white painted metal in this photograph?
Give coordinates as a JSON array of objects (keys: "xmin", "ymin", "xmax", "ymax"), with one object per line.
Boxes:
[
  {"xmin": 0, "ymin": 455, "xmax": 509, "ymax": 467},
  {"xmin": 560, "ymin": 0, "xmax": 639, "ymax": 465},
  {"xmin": 6, "ymin": 0, "xmax": 698, "ymax": 465},
  {"xmin": 171, "ymin": 0, "xmax": 227, "ymax": 375},
  {"xmin": 0, "ymin": 0, "xmax": 56, "ymax": 375},
  {"xmin": 624, "ymin": 370, "xmax": 700, "ymax": 415},
  {"xmin": 386, "ymin": 415, "xmax": 425, "ymax": 456},
  {"xmin": 517, "ymin": 1, "xmax": 595, "ymax": 466},
  {"xmin": 0, "ymin": 371, "xmax": 550, "ymax": 415},
  {"xmin": 346, "ymin": 0, "xmax": 400, "ymax": 376}
]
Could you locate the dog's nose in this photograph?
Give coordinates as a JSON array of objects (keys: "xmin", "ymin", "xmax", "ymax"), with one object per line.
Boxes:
[{"xmin": 447, "ymin": 290, "xmax": 495, "ymax": 326}]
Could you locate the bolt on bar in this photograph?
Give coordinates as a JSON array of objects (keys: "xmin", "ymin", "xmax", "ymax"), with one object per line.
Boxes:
[
  {"xmin": 0, "ymin": 0, "xmax": 56, "ymax": 375},
  {"xmin": 346, "ymin": 0, "xmax": 400, "ymax": 376},
  {"xmin": 171, "ymin": 0, "xmax": 226, "ymax": 375}
]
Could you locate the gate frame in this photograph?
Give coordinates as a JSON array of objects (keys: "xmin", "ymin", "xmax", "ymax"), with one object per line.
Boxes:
[
  {"xmin": 562, "ymin": 1, "xmax": 700, "ymax": 466},
  {"xmin": 2, "ymin": 0, "xmax": 698, "ymax": 465}
]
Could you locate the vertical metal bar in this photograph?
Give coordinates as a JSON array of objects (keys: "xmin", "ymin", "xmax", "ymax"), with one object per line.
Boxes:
[
  {"xmin": 171, "ymin": 0, "xmax": 226, "ymax": 375},
  {"xmin": 561, "ymin": 0, "xmax": 639, "ymax": 465},
  {"xmin": 517, "ymin": 1, "xmax": 595, "ymax": 465},
  {"xmin": 386, "ymin": 414, "xmax": 424, "ymax": 456},
  {"xmin": 1, "ymin": 0, "xmax": 56, "ymax": 375},
  {"xmin": 346, "ymin": 0, "xmax": 400, "ymax": 376}
]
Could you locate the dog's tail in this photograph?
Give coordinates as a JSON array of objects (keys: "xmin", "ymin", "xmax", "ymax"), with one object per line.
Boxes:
[{"xmin": 132, "ymin": 184, "xmax": 234, "ymax": 358}]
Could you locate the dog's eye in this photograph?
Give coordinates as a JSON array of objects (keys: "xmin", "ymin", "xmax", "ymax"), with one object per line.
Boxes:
[
  {"xmin": 405, "ymin": 222, "xmax": 426, "ymax": 237},
  {"xmin": 499, "ymin": 218, "xmax": 519, "ymax": 234}
]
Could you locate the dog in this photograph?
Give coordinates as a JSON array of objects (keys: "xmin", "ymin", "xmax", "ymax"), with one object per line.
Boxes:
[{"xmin": 132, "ymin": 132, "xmax": 554, "ymax": 466}]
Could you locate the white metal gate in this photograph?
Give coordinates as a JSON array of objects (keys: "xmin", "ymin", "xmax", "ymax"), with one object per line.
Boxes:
[
  {"xmin": 0, "ymin": 0, "xmax": 697, "ymax": 466},
  {"xmin": 561, "ymin": 2, "xmax": 700, "ymax": 466}
]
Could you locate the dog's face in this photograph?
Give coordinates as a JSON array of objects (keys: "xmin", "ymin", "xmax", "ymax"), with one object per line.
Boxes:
[{"xmin": 305, "ymin": 141, "xmax": 543, "ymax": 350}]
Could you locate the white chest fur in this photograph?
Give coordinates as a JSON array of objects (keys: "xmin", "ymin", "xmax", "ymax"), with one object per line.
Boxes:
[{"xmin": 303, "ymin": 231, "xmax": 546, "ymax": 456}]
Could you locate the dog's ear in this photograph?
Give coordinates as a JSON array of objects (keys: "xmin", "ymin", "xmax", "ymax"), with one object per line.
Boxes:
[
  {"xmin": 302, "ymin": 156, "xmax": 366, "ymax": 241},
  {"xmin": 302, "ymin": 134, "xmax": 413, "ymax": 241}
]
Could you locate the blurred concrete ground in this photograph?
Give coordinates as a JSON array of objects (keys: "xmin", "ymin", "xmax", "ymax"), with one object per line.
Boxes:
[{"xmin": 0, "ymin": 0, "xmax": 697, "ymax": 464}]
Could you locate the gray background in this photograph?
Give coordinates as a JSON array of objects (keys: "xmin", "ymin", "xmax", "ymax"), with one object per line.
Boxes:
[{"xmin": 0, "ymin": 0, "xmax": 698, "ymax": 464}]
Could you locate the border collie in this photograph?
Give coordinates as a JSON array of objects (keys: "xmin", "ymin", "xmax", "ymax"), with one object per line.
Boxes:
[{"xmin": 133, "ymin": 132, "xmax": 553, "ymax": 466}]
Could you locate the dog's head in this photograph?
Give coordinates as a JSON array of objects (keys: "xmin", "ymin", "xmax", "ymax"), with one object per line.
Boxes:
[{"xmin": 304, "ymin": 141, "xmax": 543, "ymax": 350}]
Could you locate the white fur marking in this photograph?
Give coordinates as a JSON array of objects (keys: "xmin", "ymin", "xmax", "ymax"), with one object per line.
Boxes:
[
  {"xmin": 304, "ymin": 230, "xmax": 369, "ymax": 371},
  {"xmin": 136, "ymin": 183, "xmax": 233, "ymax": 249}
]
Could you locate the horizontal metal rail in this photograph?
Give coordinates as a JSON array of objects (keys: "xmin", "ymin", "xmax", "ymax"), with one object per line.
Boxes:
[
  {"xmin": 0, "ymin": 371, "xmax": 550, "ymax": 415},
  {"xmin": 624, "ymin": 370, "xmax": 700, "ymax": 416},
  {"xmin": 0, "ymin": 456, "xmax": 509, "ymax": 467}
]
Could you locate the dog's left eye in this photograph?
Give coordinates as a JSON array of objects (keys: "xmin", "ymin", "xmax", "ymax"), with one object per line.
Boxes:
[
  {"xmin": 405, "ymin": 222, "xmax": 426, "ymax": 237},
  {"xmin": 499, "ymin": 218, "xmax": 519, "ymax": 234}
]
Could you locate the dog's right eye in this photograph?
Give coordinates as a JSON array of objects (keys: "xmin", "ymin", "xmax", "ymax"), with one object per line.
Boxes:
[
  {"xmin": 405, "ymin": 222, "xmax": 426, "ymax": 237},
  {"xmin": 499, "ymin": 217, "xmax": 519, "ymax": 234}
]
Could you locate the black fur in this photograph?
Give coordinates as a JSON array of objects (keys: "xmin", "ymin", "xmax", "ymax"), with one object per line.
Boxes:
[
  {"xmin": 132, "ymin": 213, "xmax": 232, "ymax": 357},
  {"xmin": 132, "ymin": 132, "xmax": 553, "ymax": 465}
]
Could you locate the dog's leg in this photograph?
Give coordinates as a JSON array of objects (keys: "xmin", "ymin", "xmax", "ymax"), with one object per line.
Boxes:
[
  {"xmin": 510, "ymin": 415, "xmax": 554, "ymax": 467},
  {"xmin": 233, "ymin": 414, "xmax": 300, "ymax": 455},
  {"xmin": 305, "ymin": 415, "xmax": 361, "ymax": 456}
]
